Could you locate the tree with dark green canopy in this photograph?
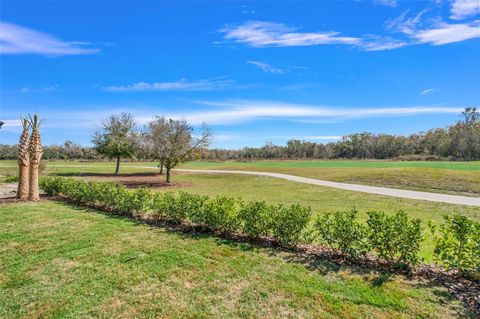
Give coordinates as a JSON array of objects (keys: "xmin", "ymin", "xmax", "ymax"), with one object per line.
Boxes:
[{"xmin": 92, "ymin": 112, "xmax": 137, "ymax": 175}]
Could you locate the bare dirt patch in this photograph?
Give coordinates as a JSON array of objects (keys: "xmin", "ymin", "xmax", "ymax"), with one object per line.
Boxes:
[
  {"xmin": 0, "ymin": 183, "xmax": 17, "ymax": 199},
  {"xmin": 76, "ymin": 172, "xmax": 192, "ymax": 189}
]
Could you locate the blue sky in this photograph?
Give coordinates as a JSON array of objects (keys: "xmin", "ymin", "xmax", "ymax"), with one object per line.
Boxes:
[{"xmin": 1, "ymin": 0, "xmax": 479, "ymax": 148}]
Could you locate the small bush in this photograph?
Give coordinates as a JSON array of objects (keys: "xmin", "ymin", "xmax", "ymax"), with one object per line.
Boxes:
[
  {"xmin": 152, "ymin": 192, "xmax": 183, "ymax": 223},
  {"xmin": 314, "ymin": 210, "xmax": 367, "ymax": 258},
  {"xmin": 181, "ymin": 192, "xmax": 209, "ymax": 224},
  {"xmin": 0, "ymin": 175, "xmax": 19, "ymax": 183},
  {"xmin": 271, "ymin": 204, "xmax": 311, "ymax": 246},
  {"xmin": 238, "ymin": 200, "xmax": 274, "ymax": 239},
  {"xmin": 366, "ymin": 211, "xmax": 423, "ymax": 267},
  {"xmin": 202, "ymin": 196, "xmax": 239, "ymax": 233},
  {"xmin": 39, "ymin": 176, "xmax": 62, "ymax": 195},
  {"xmin": 122, "ymin": 187, "xmax": 153, "ymax": 214},
  {"xmin": 432, "ymin": 215, "xmax": 480, "ymax": 277}
]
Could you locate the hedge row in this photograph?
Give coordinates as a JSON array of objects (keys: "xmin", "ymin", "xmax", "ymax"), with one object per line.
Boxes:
[
  {"xmin": 40, "ymin": 177, "xmax": 480, "ymax": 275},
  {"xmin": 40, "ymin": 177, "xmax": 311, "ymax": 246}
]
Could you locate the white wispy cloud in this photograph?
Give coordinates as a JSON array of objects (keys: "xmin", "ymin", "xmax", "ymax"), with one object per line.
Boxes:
[
  {"xmin": 163, "ymin": 100, "xmax": 463, "ymax": 125},
  {"xmin": 221, "ymin": 21, "xmax": 361, "ymax": 47},
  {"xmin": 7, "ymin": 85, "xmax": 59, "ymax": 94},
  {"xmin": 221, "ymin": 20, "xmax": 408, "ymax": 51},
  {"xmin": 104, "ymin": 78, "xmax": 236, "ymax": 92},
  {"xmin": 388, "ymin": 11, "xmax": 480, "ymax": 45},
  {"xmin": 374, "ymin": 0, "xmax": 398, "ymax": 8},
  {"xmin": 246, "ymin": 60, "xmax": 285, "ymax": 74},
  {"xmin": 223, "ymin": 11, "xmax": 480, "ymax": 52},
  {"xmin": 2, "ymin": 101, "xmax": 463, "ymax": 139},
  {"xmin": 420, "ymin": 88, "xmax": 437, "ymax": 95},
  {"xmin": 358, "ymin": 36, "xmax": 408, "ymax": 51},
  {"xmin": 450, "ymin": 0, "xmax": 480, "ymax": 20},
  {"xmin": 0, "ymin": 22, "xmax": 99, "ymax": 56},
  {"xmin": 413, "ymin": 20, "xmax": 480, "ymax": 45},
  {"xmin": 386, "ymin": 10, "xmax": 429, "ymax": 35},
  {"xmin": 0, "ymin": 119, "xmax": 22, "ymax": 128}
]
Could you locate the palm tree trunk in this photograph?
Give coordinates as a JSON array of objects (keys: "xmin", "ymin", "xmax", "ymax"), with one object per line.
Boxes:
[
  {"xmin": 16, "ymin": 163, "xmax": 29, "ymax": 199},
  {"xmin": 28, "ymin": 162, "xmax": 40, "ymax": 201},
  {"xmin": 16, "ymin": 118, "xmax": 30, "ymax": 200},
  {"xmin": 114, "ymin": 155, "xmax": 120, "ymax": 175},
  {"xmin": 28, "ymin": 114, "xmax": 43, "ymax": 201}
]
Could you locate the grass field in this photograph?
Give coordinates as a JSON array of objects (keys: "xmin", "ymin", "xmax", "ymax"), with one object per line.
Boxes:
[
  {"xmin": 179, "ymin": 160, "xmax": 480, "ymax": 197},
  {"xmin": 1, "ymin": 160, "xmax": 479, "ymax": 260},
  {"xmin": 0, "ymin": 201, "xmax": 473, "ymax": 318},
  {"xmin": 2, "ymin": 159, "xmax": 478, "ymax": 196}
]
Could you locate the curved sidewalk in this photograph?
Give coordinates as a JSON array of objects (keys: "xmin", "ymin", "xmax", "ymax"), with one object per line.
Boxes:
[{"xmin": 172, "ymin": 168, "xmax": 480, "ymax": 207}]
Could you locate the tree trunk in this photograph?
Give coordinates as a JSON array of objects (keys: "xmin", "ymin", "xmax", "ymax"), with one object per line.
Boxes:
[
  {"xmin": 166, "ymin": 167, "xmax": 171, "ymax": 184},
  {"xmin": 16, "ymin": 162, "xmax": 29, "ymax": 200},
  {"xmin": 28, "ymin": 162, "xmax": 39, "ymax": 201},
  {"xmin": 17, "ymin": 118, "xmax": 30, "ymax": 200},
  {"xmin": 27, "ymin": 114, "xmax": 43, "ymax": 202},
  {"xmin": 115, "ymin": 155, "xmax": 120, "ymax": 175},
  {"xmin": 159, "ymin": 159, "xmax": 164, "ymax": 174}
]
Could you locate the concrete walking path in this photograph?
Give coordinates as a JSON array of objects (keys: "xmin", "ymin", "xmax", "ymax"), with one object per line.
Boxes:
[{"xmin": 169, "ymin": 168, "xmax": 480, "ymax": 207}]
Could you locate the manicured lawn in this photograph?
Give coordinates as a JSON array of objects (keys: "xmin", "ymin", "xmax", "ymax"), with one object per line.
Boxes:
[
  {"xmin": 2, "ymin": 160, "xmax": 477, "ymax": 196},
  {"xmin": 0, "ymin": 201, "xmax": 473, "ymax": 318},
  {"xmin": 179, "ymin": 160, "xmax": 480, "ymax": 197}
]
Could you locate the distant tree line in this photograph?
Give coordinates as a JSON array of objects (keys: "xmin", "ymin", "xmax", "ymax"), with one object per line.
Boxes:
[
  {"xmin": 200, "ymin": 107, "xmax": 480, "ymax": 161},
  {"xmin": 0, "ymin": 141, "xmax": 100, "ymax": 160},
  {"xmin": 1, "ymin": 107, "xmax": 478, "ymax": 162}
]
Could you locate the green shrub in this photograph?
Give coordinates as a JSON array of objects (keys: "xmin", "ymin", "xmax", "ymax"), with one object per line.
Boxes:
[
  {"xmin": 40, "ymin": 176, "xmax": 63, "ymax": 195},
  {"xmin": 432, "ymin": 215, "xmax": 480, "ymax": 277},
  {"xmin": 152, "ymin": 192, "xmax": 183, "ymax": 223},
  {"xmin": 122, "ymin": 187, "xmax": 153, "ymax": 214},
  {"xmin": 202, "ymin": 196, "xmax": 239, "ymax": 233},
  {"xmin": 0, "ymin": 175, "xmax": 19, "ymax": 183},
  {"xmin": 366, "ymin": 211, "xmax": 423, "ymax": 267},
  {"xmin": 314, "ymin": 210, "xmax": 367, "ymax": 258},
  {"xmin": 180, "ymin": 192, "xmax": 209, "ymax": 224},
  {"xmin": 271, "ymin": 204, "xmax": 311, "ymax": 246},
  {"xmin": 101, "ymin": 183, "xmax": 127, "ymax": 210},
  {"xmin": 238, "ymin": 200, "xmax": 274, "ymax": 239}
]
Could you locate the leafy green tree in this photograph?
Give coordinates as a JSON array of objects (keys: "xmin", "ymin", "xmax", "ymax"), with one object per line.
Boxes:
[
  {"xmin": 150, "ymin": 118, "xmax": 211, "ymax": 183},
  {"xmin": 145, "ymin": 116, "xmax": 169, "ymax": 174},
  {"xmin": 92, "ymin": 112, "xmax": 137, "ymax": 175}
]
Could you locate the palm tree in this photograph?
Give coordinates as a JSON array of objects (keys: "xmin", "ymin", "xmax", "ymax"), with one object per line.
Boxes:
[
  {"xmin": 16, "ymin": 118, "xmax": 30, "ymax": 200},
  {"xmin": 28, "ymin": 114, "xmax": 43, "ymax": 201}
]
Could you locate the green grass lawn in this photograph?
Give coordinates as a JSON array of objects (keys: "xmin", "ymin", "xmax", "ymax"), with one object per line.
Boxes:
[
  {"xmin": 179, "ymin": 160, "xmax": 480, "ymax": 197},
  {"xmin": 1, "ymin": 160, "xmax": 479, "ymax": 261},
  {"xmin": 2, "ymin": 159, "xmax": 477, "ymax": 196},
  {"xmin": 0, "ymin": 201, "xmax": 473, "ymax": 318}
]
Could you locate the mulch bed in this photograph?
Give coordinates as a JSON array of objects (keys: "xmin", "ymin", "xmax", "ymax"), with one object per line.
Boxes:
[
  {"xmin": 0, "ymin": 195, "xmax": 48, "ymax": 205},
  {"xmin": 72, "ymin": 173, "xmax": 192, "ymax": 189}
]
